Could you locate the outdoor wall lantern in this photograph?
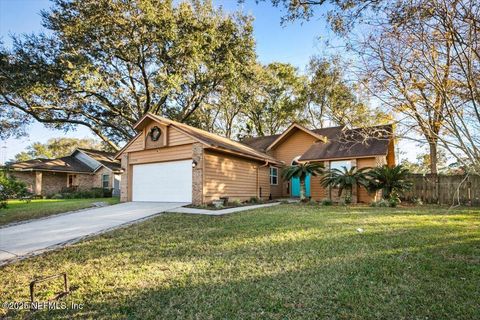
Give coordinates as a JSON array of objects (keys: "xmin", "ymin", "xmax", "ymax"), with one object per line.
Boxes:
[{"xmin": 192, "ymin": 160, "xmax": 198, "ymax": 168}]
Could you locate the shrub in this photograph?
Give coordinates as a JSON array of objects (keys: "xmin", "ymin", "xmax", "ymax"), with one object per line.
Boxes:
[
  {"xmin": 0, "ymin": 171, "xmax": 29, "ymax": 208},
  {"xmin": 370, "ymin": 199, "xmax": 390, "ymax": 207},
  {"xmin": 59, "ymin": 187, "xmax": 113, "ymax": 199},
  {"xmin": 388, "ymin": 195, "xmax": 401, "ymax": 208},
  {"xmin": 321, "ymin": 198, "xmax": 333, "ymax": 206},
  {"xmin": 344, "ymin": 194, "xmax": 352, "ymax": 205},
  {"xmin": 249, "ymin": 197, "xmax": 260, "ymax": 204},
  {"xmin": 412, "ymin": 197, "xmax": 423, "ymax": 206},
  {"xmin": 367, "ymin": 165, "xmax": 412, "ymax": 200},
  {"xmin": 52, "ymin": 193, "xmax": 63, "ymax": 199},
  {"xmin": 230, "ymin": 199, "xmax": 242, "ymax": 206}
]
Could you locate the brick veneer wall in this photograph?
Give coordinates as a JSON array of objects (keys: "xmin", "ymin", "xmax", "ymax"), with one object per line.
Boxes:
[
  {"xmin": 192, "ymin": 143, "xmax": 204, "ymax": 205},
  {"xmin": 42, "ymin": 172, "xmax": 68, "ymax": 195},
  {"xmin": 75, "ymin": 173, "xmax": 94, "ymax": 191},
  {"xmin": 120, "ymin": 154, "xmax": 129, "ymax": 202},
  {"xmin": 9, "ymin": 171, "xmax": 35, "ymax": 193},
  {"xmin": 93, "ymin": 167, "xmax": 112, "ymax": 189}
]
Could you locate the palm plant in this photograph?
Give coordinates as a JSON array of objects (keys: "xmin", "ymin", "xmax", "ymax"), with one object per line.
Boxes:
[
  {"xmin": 282, "ymin": 162, "xmax": 324, "ymax": 201},
  {"xmin": 366, "ymin": 165, "xmax": 412, "ymax": 200},
  {"xmin": 321, "ymin": 166, "xmax": 370, "ymax": 203}
]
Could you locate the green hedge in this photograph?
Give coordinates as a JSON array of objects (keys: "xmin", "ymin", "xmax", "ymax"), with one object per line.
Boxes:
[{"xmin": 49, "ymin": 188, "xmax": 113, "ymax": 199}]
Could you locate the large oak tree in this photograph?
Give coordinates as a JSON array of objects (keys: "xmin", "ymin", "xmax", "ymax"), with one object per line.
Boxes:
[{"xmin": 0, "ymin": 0, "xmax": 255, "ymax": 150}]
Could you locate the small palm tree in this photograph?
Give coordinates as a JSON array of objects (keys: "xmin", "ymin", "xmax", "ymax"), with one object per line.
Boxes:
[
  {"xmin": 321, "ymin": 166, "xmax": 370, "ymax": 203},
  {"xmin": 367, "ymin": 165, "xmax": 412, "ymax": 200},
  {"xmin": 282, "ymin": 162, "xmax": 324, "ymax": 201}
]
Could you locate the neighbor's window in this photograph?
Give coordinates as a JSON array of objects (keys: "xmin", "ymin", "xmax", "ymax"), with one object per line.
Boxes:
[
  {"xmin": 68, "ymin": 174, "xmax": 77, "ymax": 187},
  {"xmin": 330, "ymin": 160, "xmax": 352, "ymax": 171},
  {"xmin": 270, "ymin": 167, "xmax": 278, "ymax": 185},
  {"xmin": 102, "ymin": 174, "xmax": 110, "ymax": 189}
]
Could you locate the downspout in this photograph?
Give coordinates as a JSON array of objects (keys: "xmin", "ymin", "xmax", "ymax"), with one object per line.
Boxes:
[{"xmin": 257, "ymin": 160, "xmax": 269, "ymax": 199}]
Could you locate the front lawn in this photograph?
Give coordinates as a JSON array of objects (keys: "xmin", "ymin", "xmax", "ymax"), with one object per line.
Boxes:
[
  {"xmin": 1, "ymin": 204, "xmax": 479, "ymax": 319},
  {"xmin": 0, "ymin": 198, "xmax": 120, "ymax": 226}
]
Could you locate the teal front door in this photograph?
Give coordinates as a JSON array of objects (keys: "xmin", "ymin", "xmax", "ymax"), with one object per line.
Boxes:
[{"xmin": 291, "ymin": 174, "xmax": 311, "ymax": 198}]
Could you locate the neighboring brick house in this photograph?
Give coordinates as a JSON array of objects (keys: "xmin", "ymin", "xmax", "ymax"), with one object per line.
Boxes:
[
  {"xmin": 6, "ymin": 149, "xmax": 122, "ymax": 197},
  {"xmin": 115, "ymin": 113, "xmax": 395, "ymax": 205}
]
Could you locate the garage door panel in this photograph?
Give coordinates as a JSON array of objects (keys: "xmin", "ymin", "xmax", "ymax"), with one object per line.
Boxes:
[{"xmin": 132, "ymin": 160, "xmax": 192, "ymax": 202}]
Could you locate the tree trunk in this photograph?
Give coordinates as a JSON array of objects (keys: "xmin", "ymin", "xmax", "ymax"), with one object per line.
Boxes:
[
  {"xmin": 428, "ymin": 141, "xmax": 438, "ymax": 175},
  {"xmin": 428, "ymin": 140, "xmax": 439, "ymax": 203},
  {"xmin": 300, "ymin": 178, "xmax": 306, "ymax": 201}
]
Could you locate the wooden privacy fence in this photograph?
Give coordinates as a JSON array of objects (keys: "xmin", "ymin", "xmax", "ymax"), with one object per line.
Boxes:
[{"xmin": 401, "ymin": 174, "xmax": 480, "ymax": 206}]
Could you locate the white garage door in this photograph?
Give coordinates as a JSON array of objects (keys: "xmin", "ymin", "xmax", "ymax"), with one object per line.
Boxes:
[{"xmin": 132, "ymin": 160, "xmax": 192, "ymax": 202}]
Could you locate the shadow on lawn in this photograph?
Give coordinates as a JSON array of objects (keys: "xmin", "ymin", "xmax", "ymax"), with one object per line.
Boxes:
[
  {"xmin": 3, "ymin": 205, "xmax": 479, "ymax": 319},
  {"xmin": 24, "ymin": 205, "xmax": 476, "ymax": 272},
  {"xmin": 24, "ymin": 234, "xmax": 480, "ymax": 320}
]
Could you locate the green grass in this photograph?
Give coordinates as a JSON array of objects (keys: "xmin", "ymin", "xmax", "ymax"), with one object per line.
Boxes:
[
  {"xmin": 1, "ymin": 204, "xmax": 479, "ymax": 319},
  {"xmin": 0, "ymin": 198, "xmax": 120, "ymax": 226}
]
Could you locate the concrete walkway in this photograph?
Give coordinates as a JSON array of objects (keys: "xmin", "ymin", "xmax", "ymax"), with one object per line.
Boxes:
[
  {"xmin": 0, "ymin": 202, "xmax": 186, "ymax": 264},
  {"xmin": 169, "ymin": 202, "xmax": 280, "ymax": 215}
]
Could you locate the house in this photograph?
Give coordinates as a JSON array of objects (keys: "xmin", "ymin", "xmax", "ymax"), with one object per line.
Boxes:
[
  {"xmin": 115, "ymin": 113, "xmax": 395, "ymax": 204},
  {"xmin": 6, "ymin": 148, "xmax": 122, "ymax": 196}
]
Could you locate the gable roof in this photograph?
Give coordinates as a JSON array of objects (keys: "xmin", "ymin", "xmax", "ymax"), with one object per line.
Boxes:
[
  {"xmin": 7, "ymin": 148, "xmax": 121, "ymax": 174},
  {"xmin": 8, "ymin": 156, "xmax": 94, "ymax": 173},
  {"xmin": 265, "ymin": 123, "xmax": 327, "ymax": 151},
  {"xmin": 76, "ymin": 148, "xmax": 121, "ymax": 172},
  {"xmin": 242, "ymin": 126, "xmax": 345, "ymax": 152},
  {"xmin": 241, "ymin": 134, "xmax": 281, "ymax": 152},
  {"xmin": 299, "ymin": 125, "xmax": 393, "ymax": 161},
  {"xmin": 118, "ymin": 113, "xmax": 282, "ymax": 165}
]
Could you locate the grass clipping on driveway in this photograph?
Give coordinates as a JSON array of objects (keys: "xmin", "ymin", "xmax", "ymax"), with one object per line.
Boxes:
[
  {"xmin": 0, "ymin": 198, "xmax": 120, "ymax": 226},
  {"xmin": 1, "ymin": 204, "xmax": 479, "ymax": 319}
]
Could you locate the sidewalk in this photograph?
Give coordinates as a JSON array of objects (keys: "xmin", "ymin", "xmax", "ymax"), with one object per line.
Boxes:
[{"xmin": 168, "ymin": 202, "xmax": 280, "ymax": 216}]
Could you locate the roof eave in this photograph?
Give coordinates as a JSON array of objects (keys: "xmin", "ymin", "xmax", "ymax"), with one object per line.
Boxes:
[
  {"xmin": 206, "ymin": 146, "xmax": 283, "ymax": 166},
  {"xmin": 266, "ymin": 123, "xmax": 327, "ymax": 151},
  {"xmin": 8, "ymin": 168, "xmax": 95, "ymax": 174},
  {"xmin": 299, "ymin": 153, "xmax": 388, "ymax": 162}
]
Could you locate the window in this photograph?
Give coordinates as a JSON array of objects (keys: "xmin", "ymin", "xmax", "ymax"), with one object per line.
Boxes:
[
  {"xmin": 330, "ymin": 160, "xmax": 352, "ymax": 171},
  {"xmin": 270, "ymin": 167, "xmax": 278, "ymax": 185},
  {"xmin": 67, "ymin": 174, "xmax": 77, "ymax": 187},
  {"xmin": 102, "ymin": 174, "xmax": 110, "ymax": 189}
]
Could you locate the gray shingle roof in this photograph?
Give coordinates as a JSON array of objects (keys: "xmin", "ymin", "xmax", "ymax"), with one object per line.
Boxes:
[
  {"xmin": 300, "ymin": 125, "xmax": 393, "ymax": 161},
  {"xmin": 9, "ymin": 156, "xmax": 94, "ymax": 173},
  {"xmin": 77, "ymin": 148, "xmax": 121, "ymax": 172},
  {"xmin": 242, "ymin": 125, "xmax": 393, "ymax": 161}
]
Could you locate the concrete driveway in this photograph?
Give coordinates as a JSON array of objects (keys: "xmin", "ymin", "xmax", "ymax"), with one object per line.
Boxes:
[{"xmin": 0, "ymin": 202, "xmax": 187, "ymax": 264}]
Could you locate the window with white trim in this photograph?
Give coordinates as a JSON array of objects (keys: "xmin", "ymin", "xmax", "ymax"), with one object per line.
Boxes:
[
  {"xmin": 330, "ymin": 160, "xmax": 352, "ymax": 171},
  {"xmin": 102, "ymin": 174, "xmax": 110, "ymax": 189},
  {"xmin": 270, "ymin": 167, "xmax": 278, "ymax": 185}
]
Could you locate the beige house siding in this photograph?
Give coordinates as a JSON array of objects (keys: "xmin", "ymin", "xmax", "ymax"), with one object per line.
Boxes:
[
  {"xmin": 169, "ymin": 127, "xmax": 195, "ymax": 146},
  {"xmin": 128, "ymin": 144, "xmax": 193, "ymax": 165},
  {"xmin": 270, "ymin": 176, "xmax": 283, "ymax": 198},
  {"xmin": 357, "ymin": 157, "xmax": 377, "ymax": 203},
  {"xmin": 310, "ymin": 161, "xmax": 327, "ymax": 201},
  {"xmin": 203, "ymin": 150, "xmax": 266, "ymax": 203},
  {"xmin": 116, "ymin": 117, "xmax": 396, "ymax": 204},
  {"xmin": 120, "ymin": 118, "xmax": 196, "ymax": 202},
  {"xmin": 258, "ymin": 166, "xmax": 270, "ymax": 200},
  {"xmin": 124, "ymin": 134, "xmax": 144, "ymax": 153},
  {"xmin": 271, "ymin": 129, "xmax": 321, "ymax": 197}
]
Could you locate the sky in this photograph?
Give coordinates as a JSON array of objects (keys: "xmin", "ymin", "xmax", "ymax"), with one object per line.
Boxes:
[{"xmin": 0, "ymin": 0, "xmax": 414, "ymax": 163}]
